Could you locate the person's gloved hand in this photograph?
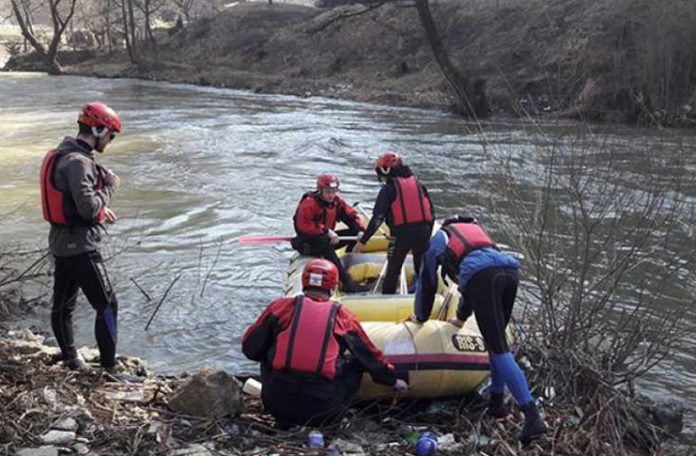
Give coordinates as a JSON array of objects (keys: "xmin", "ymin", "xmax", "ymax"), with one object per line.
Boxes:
[
  {"xmin": 456, "ymin": 295, "xmax": 473, "ymax": 322},
  {"xmin": 393, "ymin": 379, "xmax": 408, "ymax": 393},
  {"xmin": 353, "ymin": 241, "xmax": 366, "ymax": 253},
  {"xmin": 327, "ymin": 229, "xmax": 340, "ymax": 245}
]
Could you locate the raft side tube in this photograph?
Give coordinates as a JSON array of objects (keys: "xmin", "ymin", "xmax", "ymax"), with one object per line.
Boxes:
[{"xmin": 358, "ymin": 320, "xmax": 490, "ymax": 399}]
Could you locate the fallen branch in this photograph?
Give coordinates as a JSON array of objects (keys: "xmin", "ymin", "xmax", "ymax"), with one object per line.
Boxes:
[{"xmin": 144, "ymin": 273, "xmax": 182, "ymax": 331}]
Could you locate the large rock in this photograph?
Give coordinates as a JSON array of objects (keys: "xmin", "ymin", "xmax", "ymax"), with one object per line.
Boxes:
[{"xmin": 168, "ymin": 369, "xmax": 242, "ymax": 419}]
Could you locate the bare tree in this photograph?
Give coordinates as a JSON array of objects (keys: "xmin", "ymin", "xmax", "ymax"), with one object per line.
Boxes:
[
  {"xmin": 171, "ymin": 0, "xmax": 193, "ymax": 23},
  {"xmin": 73, "ymin": 0, "xmax": 119, "ymax": 51},
  {"xmin": 474, "ymin": 124, "xmax": 694, "ymax": 451},
  {"xmin": 115, "ymin": 0, "xmax": 138, "ymax": 63},
  {"xmin": 134, "ymin": 0, "xmax": 166, "ymax": 47},
  {"xmin": 10, "ymin": 0, "xmax": 77, "ymax": 73},
  {"xmin": 103, "ymin": 0, "xmax": 114, "ymax": 52},
  {"xmin": 314, "ymin": 0, "xmax": 488, "ymax": 118},
  {"xmin": 413, "ymin": 0, "xmax": 488, "ymax": 117}
]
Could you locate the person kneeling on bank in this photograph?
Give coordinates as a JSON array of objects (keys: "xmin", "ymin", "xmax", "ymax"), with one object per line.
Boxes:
[{"xmin": 242, "ymin": 259, "xmax": 408, "ymax": 427}]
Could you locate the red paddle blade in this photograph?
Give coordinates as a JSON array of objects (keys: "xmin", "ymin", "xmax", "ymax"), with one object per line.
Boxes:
[{"xmin": 237, "ymin": 235, "xmax": 294, "ymax": 245}]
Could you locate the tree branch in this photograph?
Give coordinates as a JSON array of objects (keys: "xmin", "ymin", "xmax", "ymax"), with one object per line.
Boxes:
[
  {"xmin": 10, "ymin": 0, "xmax": 46, "ymax": 56},
  {"xmin": 304, "ymin": 2, "xmax": 391, "ymax": 35}
]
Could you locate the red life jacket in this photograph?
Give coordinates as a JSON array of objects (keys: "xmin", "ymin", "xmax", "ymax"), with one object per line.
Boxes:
[
  {"xmin": 391, "ymin": 176, "xmax": 433, "ymax": 227},
  {"xmin": 294, "ymin": 192, "xmax": 338, "ymax": 234},
  {"xmin": 441, "ymin": 222, "xmax": 497, "ymax": 277},
  {"xmin": 40, "ymin": 149, "xmax": 105, "ymax": 227},
  {"xmin": 272, "ymin": 296, "xmax": 341, "ymax": 379}
]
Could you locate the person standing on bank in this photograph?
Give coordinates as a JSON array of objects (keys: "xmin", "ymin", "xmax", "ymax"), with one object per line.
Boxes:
[
  {"xmin": 353, "ymin": 152, "xmax": 433, "ymax": 294},
  {"xmin": 242, "ymin": 259, "xmax": 408, "ymax": 427},
  {"xmin": 40, "ymin": 102, "xmax": 122, "ymax": 371},
  {"xmin": 410, "ymin": 214, "xmax": 547, "ymax": 444},
  {"xmin": 292, "ymin": 173, "xmax": 368, "ymax": 293}
]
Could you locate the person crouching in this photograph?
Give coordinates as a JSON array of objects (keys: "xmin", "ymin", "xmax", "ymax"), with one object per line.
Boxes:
[{"xmin": 242, "ymin": 259, "xmax": 408, "ymax": 428}]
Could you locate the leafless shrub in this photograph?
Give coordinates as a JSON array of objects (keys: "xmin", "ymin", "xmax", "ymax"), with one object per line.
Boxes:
[
  {"xmin": 481, "ymin": 124, "xmax": 693, "ymax": 452},
  {"xmin": 0, "ymin": 247, "xmax": 52, "ymax": 323},
  {"xmin": 636, "ymin": 0, "xmax": 696, "ymax": 113}
]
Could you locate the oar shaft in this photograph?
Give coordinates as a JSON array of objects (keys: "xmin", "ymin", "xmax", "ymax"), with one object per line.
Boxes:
[{"xmin": 238, "ymin": 234, "xmax": 386, "ymax": 245}]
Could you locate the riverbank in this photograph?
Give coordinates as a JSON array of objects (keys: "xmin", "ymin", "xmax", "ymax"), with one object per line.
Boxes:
[
  {"xmin": 4, "ymin": 0, "xmax": 696, "ymax": 126},
  {"xmin": 0, "ymin": 327, "xmax": 688, "ymax": 456}
]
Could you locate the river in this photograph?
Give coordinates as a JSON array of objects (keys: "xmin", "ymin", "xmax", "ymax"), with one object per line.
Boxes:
[{"xmin": 0, "ymin": 73, "xmax": 693, "ymax": 430}]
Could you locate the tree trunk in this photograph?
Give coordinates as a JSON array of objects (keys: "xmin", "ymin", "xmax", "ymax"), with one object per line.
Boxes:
[
  {"xmin": 11, "ymin": 0, "xmax": 77, "ymax": 74},
  {"xmin": 413, "ymin": 0, "xmax": 489, "ymax": 118},
  {"xmin": 121, "ymin": 0, "xmax": 137, "ymax": 63},
  {"xmin": 10, "ymin": 0, "xmax": 47, "ymax": 58},
  {"xmin": 105, "ymin": 0, "xmax": 113, "ymax": 53},
  {"xmin": 127, "ymin": 0, "xmax": 138, "ymax": 59},
  {"xmin": 144, "ymin": 0, "xmax": 157, "ymax": 46},
  {"xmin": 46, "ymin": 0, "xmax": 77, "ymax": 74}
]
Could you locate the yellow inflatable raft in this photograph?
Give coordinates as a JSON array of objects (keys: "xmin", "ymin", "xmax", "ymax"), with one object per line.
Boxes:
[{"xmin": 284, "ymin": 247, "xmax": 495, "ymax": 399}]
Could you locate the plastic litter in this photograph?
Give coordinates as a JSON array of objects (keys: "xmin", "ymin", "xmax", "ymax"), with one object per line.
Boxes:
[
  {"xmin": 308, "ymin": 430, "xmax": 324, "ymax": 449},
  {"xmin": 242, "ymin": 378, "xmax": 262, "ymax": 397},
  {"xmin": 415, "ymin": 432, "xmax": 438, "ymax": 456}
]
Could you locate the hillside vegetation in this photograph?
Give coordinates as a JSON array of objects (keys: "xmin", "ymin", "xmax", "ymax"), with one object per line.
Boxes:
[{"xmin": 7, "ymin": 0, "xmax": 696, "ymax": 123}]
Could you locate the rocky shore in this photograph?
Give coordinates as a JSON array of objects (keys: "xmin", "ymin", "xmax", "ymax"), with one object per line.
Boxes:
[{"xmin": 0, "ymin": 327, "xmax": 689, "ymax": 456}]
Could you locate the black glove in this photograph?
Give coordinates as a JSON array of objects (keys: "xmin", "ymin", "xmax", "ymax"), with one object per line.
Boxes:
[{"xmin": 456, "ymin": 294, "xmax": 473, "ymax": 321}]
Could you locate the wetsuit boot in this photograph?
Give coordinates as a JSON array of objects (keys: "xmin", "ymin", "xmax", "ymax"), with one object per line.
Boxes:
[
  {"xmin": 488, "ymin": 392, "xmax": 510, "ymax": 418},
  {"xmin": 519, "ymin": 402, "xmax": 548, "ymax": 444},
  {"xmin": 64, "ymin": 357, "xmax": 90, "ymax": 371}
]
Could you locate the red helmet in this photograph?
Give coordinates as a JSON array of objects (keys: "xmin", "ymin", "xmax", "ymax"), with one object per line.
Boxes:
[
  {"xmin": 78, "ymin": 102, "xmax": 122, "ymax": 133},
  {"xmin": 316, "ymin": 173, "xmax": 340, "ymax": 190},
  {"xmin": 375, "ymin": 152, "xmax": 403, "ymax": 176},
  {"xmin": 302, "ymin": 259, "xmax": 339, "ymax": 291}
]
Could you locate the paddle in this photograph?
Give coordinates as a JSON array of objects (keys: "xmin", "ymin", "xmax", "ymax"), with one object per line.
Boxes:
[{"xmin": 238, "ymin": 234, "xmax": 385, "ymax": 245}]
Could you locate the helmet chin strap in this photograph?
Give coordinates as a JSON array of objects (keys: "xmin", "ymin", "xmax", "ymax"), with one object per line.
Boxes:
[{"xmin": 91, "ymin": 126, "xmax": 109, "ymax": 138}]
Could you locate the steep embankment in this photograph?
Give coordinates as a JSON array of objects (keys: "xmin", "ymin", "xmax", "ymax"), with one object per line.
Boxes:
[{"xmin": 7, "ymin": 0, "xmax": 696, "ymax": 122}]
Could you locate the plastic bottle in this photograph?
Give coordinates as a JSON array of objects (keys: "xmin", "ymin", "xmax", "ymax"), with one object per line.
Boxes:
[
  {"xmin": 415, "ymin": 432, "xmax": 438, "ymax": 456},
  {"xmin": 307, "ymin": 430, "xmax": 324, "ymax": 449}
]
